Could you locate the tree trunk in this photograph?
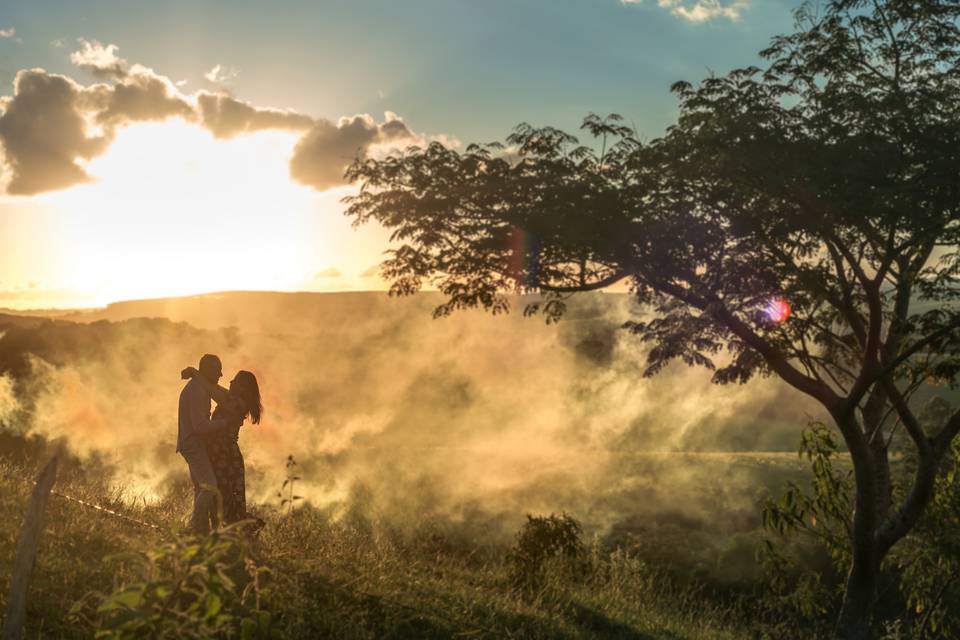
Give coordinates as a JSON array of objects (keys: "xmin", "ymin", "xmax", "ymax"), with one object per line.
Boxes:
[
  {"xmin": 834, "ymin": 416, "xmax": 881, "ymax": 640},
  {"xmin": 836, "ymin": 552, "xmax": 880, "ymax": 640},
  {"xmin": 862, "ymin": 387, "xmax": 892, "ymax": 522}
]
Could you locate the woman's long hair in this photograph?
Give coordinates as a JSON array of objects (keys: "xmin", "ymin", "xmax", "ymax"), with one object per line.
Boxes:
[{"xmin": 234, "ymin": 370, "xmax": 263, "ymax": 425}]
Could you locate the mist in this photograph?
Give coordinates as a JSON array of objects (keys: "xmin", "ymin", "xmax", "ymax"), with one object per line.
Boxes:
[{"xmin": 0, "ymin": 291, "xmax": 821, "ymax": 545}]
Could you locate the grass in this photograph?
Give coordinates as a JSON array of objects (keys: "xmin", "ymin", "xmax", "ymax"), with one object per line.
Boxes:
[{"xmin": 0, "ymin": 451, "xmax": 761, "ymax": 639}]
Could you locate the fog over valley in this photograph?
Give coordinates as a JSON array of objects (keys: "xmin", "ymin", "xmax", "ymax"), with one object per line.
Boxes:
[{"xmin": 0, "ymin": 291, "xmax": 822, "ymax": 545}]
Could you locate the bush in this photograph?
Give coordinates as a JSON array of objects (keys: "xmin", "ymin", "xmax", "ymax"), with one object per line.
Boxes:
[
  {"xmin": 508, "ymin": 512, "xmax": 585, "ymax": 590},
  {"xmin": 69, "ymin": 524, "xmax": 275, "ymax": 639}
]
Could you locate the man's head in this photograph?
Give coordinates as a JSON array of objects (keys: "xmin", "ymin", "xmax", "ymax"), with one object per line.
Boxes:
[{"xmin": 197, "ymin": 354, "xmax": 223, "ymax": 385}]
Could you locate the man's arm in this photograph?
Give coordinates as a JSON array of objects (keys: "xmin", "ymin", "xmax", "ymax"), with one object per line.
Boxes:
[
  {"xmin": 181, "ymin": 367, "xmax": 242, "ymax": 412},
  {"xmin": 188, "ymin": 382, "xmax": 236, "ymax": 435}
]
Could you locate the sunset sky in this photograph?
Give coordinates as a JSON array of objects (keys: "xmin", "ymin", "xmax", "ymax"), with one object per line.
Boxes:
[{"xmin": 0, "ymin": 0, "xmax": 796, "ymax": 309}]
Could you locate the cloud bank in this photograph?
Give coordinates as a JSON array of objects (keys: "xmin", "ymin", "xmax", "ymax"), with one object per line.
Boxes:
[{"xmin": 0, "ymin": 41, "xmax": 423, "ymax": 196}]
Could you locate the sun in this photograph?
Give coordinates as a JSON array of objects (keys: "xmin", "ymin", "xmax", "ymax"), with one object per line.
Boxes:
[{"xmin": 29, "ymin": 120, "xmax": 348, "ymax": 305}]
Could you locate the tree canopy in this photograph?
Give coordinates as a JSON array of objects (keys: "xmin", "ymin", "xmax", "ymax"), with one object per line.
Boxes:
[{"xmin": 344, "ymin": 2, "xmax": 960, "ymax": 636}]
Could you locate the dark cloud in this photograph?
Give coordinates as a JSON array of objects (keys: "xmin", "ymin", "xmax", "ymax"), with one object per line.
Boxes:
[
  {"xmin": 379, "ymin": 115, "xmax": 414, "ymax": 141},
  {"xmin": 0, "ymin": 70, "xmax": 109, "ymax": 195},
  {"xmin": 0, "ymin": 66, "xmax": 193, "ymax": 195},
  {"xmin": 90, "ymin": 67, "xmax": 194, "ymax": 126},
  {"xmin": 197, "ymin": 93, "xmax": 314, "ymax": 139},
  {"xmin": 290, "ymin": 113, "xmax": 415, "ymax": 191}
]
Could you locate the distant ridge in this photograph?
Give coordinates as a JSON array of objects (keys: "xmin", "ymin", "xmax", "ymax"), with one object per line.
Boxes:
[
  {"xmin": 25, "ymin": 290, "xmax": 627, "ymax": 333},
  {"xmin": 58, "ymin": 290, "xmax": 437, "ymax": 332}
]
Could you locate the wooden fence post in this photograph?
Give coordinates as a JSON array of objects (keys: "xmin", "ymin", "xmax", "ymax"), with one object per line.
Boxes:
[{"xmin": 2, "ymin": 457, "xmax": 58, "ymax": 640}]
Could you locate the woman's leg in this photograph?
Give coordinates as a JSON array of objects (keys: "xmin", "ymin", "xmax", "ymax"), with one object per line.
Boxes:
[{"xmin": 224, "ymin": 443, "xmax": 246, "ymax": 524}]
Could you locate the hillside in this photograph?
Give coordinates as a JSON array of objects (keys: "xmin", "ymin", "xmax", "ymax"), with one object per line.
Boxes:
[{"xmin": 0, "ymin": 291, "xmax": 956, "ymax": 637}]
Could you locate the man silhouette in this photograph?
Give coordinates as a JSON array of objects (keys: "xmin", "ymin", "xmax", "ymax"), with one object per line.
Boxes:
[{"xmin": 177, "ymin": 353, "xmax": 238, "ymax": 534}]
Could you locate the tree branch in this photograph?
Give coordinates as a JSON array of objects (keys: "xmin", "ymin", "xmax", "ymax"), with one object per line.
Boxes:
[
  {"xmin": 877, "ymin": 408, "xmax": 960, "ymax": 554},
  {"xmin": 825, "ymin": 241, "xmax": 867, "ymax": 348},
  {"xmin": 651, "ymin": 277, "xmax": 844, "ymax": 411},
  {"xmin": 870, "ymin": 317, "xmax": 960, "ymax": 387},
  {"xmin": 537, "ymin": 269, "xmax": 631, "ymax": 293}
]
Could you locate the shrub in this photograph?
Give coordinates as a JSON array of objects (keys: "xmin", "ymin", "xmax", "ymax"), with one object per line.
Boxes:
[
  {"xmin": 508, "ymin": 512, "xmax": 585, "ymax": 590},
  {"xmin": 69, "ymin": 523, "xmax": 275, "ymax": 639}
]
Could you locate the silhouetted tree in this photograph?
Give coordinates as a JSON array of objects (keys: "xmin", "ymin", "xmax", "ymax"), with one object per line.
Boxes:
[{"xmin": 344, "ymin": 2, "xmax": 960, "ymax": 637}]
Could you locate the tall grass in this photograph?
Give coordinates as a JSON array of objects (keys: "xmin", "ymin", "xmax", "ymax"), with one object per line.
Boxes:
[{"xmin": 0, "ymin": 451, "xmax": 755, "ymax": 639}]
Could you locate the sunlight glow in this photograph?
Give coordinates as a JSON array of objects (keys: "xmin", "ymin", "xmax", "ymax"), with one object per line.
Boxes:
[{"xmin": 29, "ymin": 121, "xmax": 342, "ymax": 305}]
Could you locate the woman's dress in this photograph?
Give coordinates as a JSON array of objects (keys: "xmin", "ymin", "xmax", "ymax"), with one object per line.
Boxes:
[{"xmin": 204, "ymin": 400, "xmax": 248, "ymax": 525}]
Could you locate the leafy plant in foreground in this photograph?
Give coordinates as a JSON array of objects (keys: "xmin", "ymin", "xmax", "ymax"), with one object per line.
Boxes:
[
  {"xmin": 760, "ymin": 418, "xmax": 960, "ymax": 638},
  {"xmin": 69, "ymin": 524, "xmax": 275, "ymax": 639}
]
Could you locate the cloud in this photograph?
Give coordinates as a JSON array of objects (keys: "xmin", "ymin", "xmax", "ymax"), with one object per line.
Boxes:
[
  {"xmin": 0, "ymin": 27, "xmax": 16, "ymax": 39},
  {"xmin": 68, "ymin": 41, "xmax": 193, "ymax": 127},
  {"xmin": 622, "ymin": 0, "xmax": 749, "ymax": 22},
  {"xmin": 197, "ymin": 92, "xmax": 314, "ymax": 139},
  {"xmin": 0, "ymin": 43, "xmax": 439, "ymax": 195},
  {"xmin": 429, "ymin": 133, "xmax": 462, "ymax": 149},
  {"xmin": 204, "ymin": 64, "xmax": 223, "ymax": 82},
  {"xmin": 0, "ymin": 70, "xmax": 110, "ymax": 195},
  {"xmin": 70, "ymin": 39, "xmax": 128, "ymax": 79},
  {"xmin": 88, "ymin": 66, "xmax": 194, "ymax": 126},
  {"xmin": 0, "ymin": 63, "xmax": 192, "ymax": 195},
  {"xmin": 312, "ymin": 267, "xmax": 343, "ymax": 279},
  {"xmin": 360, "ymin": 265, "xmax": 380, "ymax": 278},
  {"xmin": 204, "ymin": 64, "xmax": 238, "ymax": 85},
  {"xmin": 290, "ymin": 112, "xmax": 415, "ymax": 191}
]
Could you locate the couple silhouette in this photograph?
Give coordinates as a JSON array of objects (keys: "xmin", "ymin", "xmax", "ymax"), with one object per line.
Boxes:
[{"xmin": 176, "ymin": 354, "xmax": 263, "ymax": 534}]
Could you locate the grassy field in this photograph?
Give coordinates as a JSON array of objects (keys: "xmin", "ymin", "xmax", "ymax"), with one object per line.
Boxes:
[{"xmin": 0, "ymin": 441, "xmax": 808, "ymax": 639}]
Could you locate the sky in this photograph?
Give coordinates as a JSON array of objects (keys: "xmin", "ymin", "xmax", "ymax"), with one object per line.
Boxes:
[{"xmin": 0, "ymin": 0, "xmax": 799, "ymax": 309}]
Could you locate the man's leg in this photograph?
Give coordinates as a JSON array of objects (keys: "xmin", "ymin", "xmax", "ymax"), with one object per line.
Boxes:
[{"xmin": 179, "ymin": 443, "xmax": 219, "ymax": 534}]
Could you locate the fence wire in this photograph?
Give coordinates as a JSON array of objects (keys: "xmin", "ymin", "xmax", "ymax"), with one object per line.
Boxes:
[{"xmin": 48, "ymin": 487, "xmax": 163, "ymax": 532}]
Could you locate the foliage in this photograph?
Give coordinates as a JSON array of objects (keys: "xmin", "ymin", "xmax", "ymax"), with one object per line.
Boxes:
[
  {"xmin": 758, "ymin": 424, "xmax": 852, "ymax": 633},
  {"xmin": 759, "ymin": 417, "xmax": 960, "ymax": 637},
  {"xmin": 887, "ymin": 427, "xmax": 960, "ymax": 639},
  {"xmin": 507, "ymin": 512, "xmax": 586, "ymax": 590},
  {"xmin": 68, "ymin": 524, "xmax": 275, "ymax": 639},
  {"xmin": 761, "ymin": 423, "xmax": 853, "ymax": 573},
  {"xmin": 343, "ymin": 1, "xmax": 960, "ymax": 633}
]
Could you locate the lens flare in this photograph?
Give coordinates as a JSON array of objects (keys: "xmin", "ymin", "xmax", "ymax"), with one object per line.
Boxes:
[
  {"xmin": 505, "ymin": 226, "xmax": 541, "ymax": 289},
  {"xmin": 764, "ymin": 297, "xmax": 792, "ymax": 324}
]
